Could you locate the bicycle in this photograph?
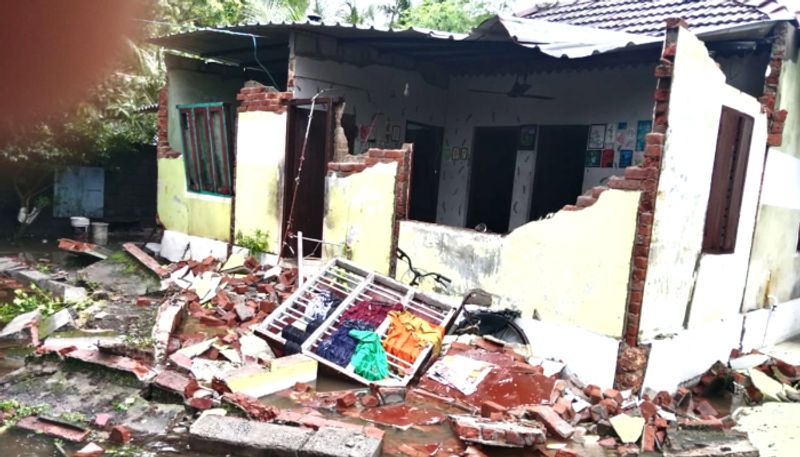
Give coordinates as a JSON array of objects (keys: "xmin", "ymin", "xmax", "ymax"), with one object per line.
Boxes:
[{"xmin": 395, "ymin": 248, "xmax": 529, "ymax": 345}]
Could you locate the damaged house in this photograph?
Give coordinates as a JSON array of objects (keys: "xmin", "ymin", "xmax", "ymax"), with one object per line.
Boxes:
[{"xmin": 151, "ymin": 0, "xmax": 800, "ymax": 394}]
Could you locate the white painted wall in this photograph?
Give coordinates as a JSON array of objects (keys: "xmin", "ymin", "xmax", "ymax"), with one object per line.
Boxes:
[
  {"xmin": 638, "ymin": 29, "xmax": 769, "ymax": 340},
  {"xmin": 437, "ymin": 66, "xmax": 656, "ymax": 227},
  {"xmin": 292, "ymin": 32, "xmax": 448, "ymax": 155}
]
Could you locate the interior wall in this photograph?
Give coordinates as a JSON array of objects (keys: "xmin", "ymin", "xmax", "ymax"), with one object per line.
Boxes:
[
  {"xmin": 638, "ymin": 29, "xmax": 769, "ymax": 341},
  {"xmin": 437, "ymin": 66, "xmax": 657, "ymax": 228},
  {"xmin": 398, "ymin": 188, "xmax": 640, "ymax": 338},
  {"xmin": 291, "ymin": 32, "xmax": 448, "ymax": 155},
  {"xmin": 234, "ymin": 110, "xmax": 287, "ymax": 254},
  {"xmin": 744, "ymin": 36, "xmax": 800, "ymax": 311}
]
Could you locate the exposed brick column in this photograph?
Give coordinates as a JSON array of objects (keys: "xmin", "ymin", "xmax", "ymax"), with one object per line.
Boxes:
[
  {"xmin": 236, "ymin": 81, "xmax": 292, "ymax": 113},
  {"xmin": 156, "ymin": 85, "xmax": 180, "ymax": 159},
  {"xmin": 761, "ymin": 22, "xmax": 791, "ymax": 147},
  {"xmin": 327, "ymin": 145, "xmax": 413, "ymax": 276},
  {"xmin": 609, "ymin": 18, "xmax": 685, "ymax": 392}
]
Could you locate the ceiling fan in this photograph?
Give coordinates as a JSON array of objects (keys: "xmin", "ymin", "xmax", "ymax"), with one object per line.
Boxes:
[{"xmin": 469, "ymin": 75, "xmax": 553, "ymax": 100}]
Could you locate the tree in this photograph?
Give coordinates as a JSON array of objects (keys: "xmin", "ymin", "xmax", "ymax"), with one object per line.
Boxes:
[
  {"xmin": 339, "ymin": 0, "xmax": 376, "ymax": 25},
  {"xmin": 399, "ymin": 0, "xmax": 497, "ymax": 33},
  {"xmin": 380, "ymin": 0, "xmax": 411, "ymax": 28}
]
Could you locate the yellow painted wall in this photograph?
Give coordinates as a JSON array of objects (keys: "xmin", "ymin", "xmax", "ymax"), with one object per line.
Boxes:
[
  {"xmin": 157, "ymin": 157, "xmax": 232, "ymax": 241},
  {"xmin": 398, "ymin": 189, "xmax": 640, "ymax": 338},
  {"xmin": 234, "ymin": 111, "xmax": 287, "ymax": 254},
  {"xmin": 322, "ymin": 162, "xmax": 398, "ymax": 275}
]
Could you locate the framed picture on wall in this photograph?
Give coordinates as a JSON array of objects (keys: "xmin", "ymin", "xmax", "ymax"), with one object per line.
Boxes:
[
  {"xmin": 619, "ymin": 150, "xmax": 633, "ymax": 168},
  {"xmin": 588, "ymin": 124, "xmax": 606, "ymax": 149},
  {"xmin": 601, "ymin": 149, "xmax": 615, "ymax": 168},
  {"xmin": 460, "ymin": 147, "xmax": 469, "ymax": 160},
  {"xmin": 585, "ymin": 149, "xmax": 602, "ymax": 167},
  {"xmin": 451, "ymin": 146, "xmax": 460, "ymax": 161}
]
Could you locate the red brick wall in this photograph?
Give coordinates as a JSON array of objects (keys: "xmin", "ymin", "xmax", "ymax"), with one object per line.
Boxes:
[
  {"xmin": 235, "ymin": 82, "xmax": 292, "ymax": 114},
  {"xmin": 156, "ymin": 86, "xmax": 180, "ymax": 159},
  {"xmin": 761, "ymin": 23, "xmax": 791, "ymax": 147},
  {"xmin": 327, "ymin": 145, "xmax": 414, "ymax": 275}
]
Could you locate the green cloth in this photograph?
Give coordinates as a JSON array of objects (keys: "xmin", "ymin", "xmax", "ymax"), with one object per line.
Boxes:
[{"xmin": 348, "ymin": 329, "xmax": 389, "ymax": 381}]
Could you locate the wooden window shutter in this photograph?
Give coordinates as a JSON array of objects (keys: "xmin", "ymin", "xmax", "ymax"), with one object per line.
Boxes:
[{"xmin": 702, "ymin": 107, "xmax": 754, "ymax": 254}]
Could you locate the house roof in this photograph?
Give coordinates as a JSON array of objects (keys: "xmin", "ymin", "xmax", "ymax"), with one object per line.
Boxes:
[{"xmin": 517, "ymin": 0, "xmax": 795, "ymax": 36}]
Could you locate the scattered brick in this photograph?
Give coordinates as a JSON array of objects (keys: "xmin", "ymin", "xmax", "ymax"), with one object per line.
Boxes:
[{"xmin": 109, "ymin": 426, "xmax": 131, "ymax": 444}]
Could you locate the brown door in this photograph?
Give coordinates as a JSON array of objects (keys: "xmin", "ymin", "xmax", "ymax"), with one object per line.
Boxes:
[
  {"xmin": 283, "ymin": 101, "xmax": 333, "ymax": 257},
  {"xmin": 405, "ymin": 122, "xmax": 443, "ymax": 223},
  {"xmin": 467, "ymin": 127, "xmax": 518, "ymax": 233}
]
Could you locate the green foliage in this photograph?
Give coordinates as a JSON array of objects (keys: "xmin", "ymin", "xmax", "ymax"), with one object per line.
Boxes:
[
  {"xmin": 58, "ymin": 411, "xmax": 88, "ymax": 424},
  {"xmin": 236, "ymin": 229, "xmax": 271, "ymax": 257},
  {"xmin": 338, "ymin": 0, "xmax": 375, "ymax": 25},
  {"xmin": 0, "ymin": 286, "xmax": 66, "ymax": 324},
  {"xmin": 0, "ymin": 400, "xmax": 51, "ymax": 425},
  {"xmin": 399, "ymin": 0, "xmax": 495, "ymax": 33},
  {"xmin": 123, "ymin": 335, "xmax": 156, "ymax": 350},
  {"xmin": 110, "ymin": 250, "xmax": 142, "ymax": 275},
  {"xmin": 380, "ymin": 0, "xmax": 411, "ymax": 27}
]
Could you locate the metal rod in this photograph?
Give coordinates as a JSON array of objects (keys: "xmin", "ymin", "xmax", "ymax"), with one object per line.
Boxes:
[{"xmin": 298, "ymin": 231, "xmax": 304, "ymax": 288}]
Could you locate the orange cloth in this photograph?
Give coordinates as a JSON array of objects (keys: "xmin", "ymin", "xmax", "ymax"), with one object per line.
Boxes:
[{"xmin": 382, "ymin": 311, "xmax": 444, "ymax": 364}]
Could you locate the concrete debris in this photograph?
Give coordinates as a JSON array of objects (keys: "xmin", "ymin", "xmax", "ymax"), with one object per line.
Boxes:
[
  {"xmin": 74, "ymin": 442, "xmax": 105, "ymax": 457},
  {"xmin": 0, "ymin": 309, "xmax": 41, "ymax": 346},
  {"xmin": 65, "ymin": 349, "xmax": 156, "ymax": 382},
  {"xmin": 15, "ymin": 415, "xmax": 91, "ymax": 442},
  {"xmin": 221, "ymin": 354, "xmax": 317, "ymax": 398},
  {"xmin": 122, "ymin": 242, "xmax": 169, "ymax": 277},
  {"xmin": 189, "ymin": 414, "xmax": 315, "ymax": 457},
  {"xmin": 663, "ymin": 429, "xmax": 759, "ymax": 456},
  {"xmin": 300, "ymin": 426, "xmax": 383, "ymax": 457},
  {"xmin": 609, "ymin": 413, "xmax": 645, "ymax": 444},
  {"xmin": 449, "ymin": 414, "xmax": 546, "ymax": 447}
]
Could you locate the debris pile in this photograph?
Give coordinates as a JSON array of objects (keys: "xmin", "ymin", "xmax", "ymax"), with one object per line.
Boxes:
[{"xmin": 2, "ymin": 245, "xmax": 796, "ymax": 456}]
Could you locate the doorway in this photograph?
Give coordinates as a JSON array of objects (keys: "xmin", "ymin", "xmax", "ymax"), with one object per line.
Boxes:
[
  {"xmin": 405, "ymin": 122, "xmax": 443, "ymax": 223},
  {"xmin": 283, "ymin": 99, "xmax": 335, "ymax": 257},
  {"xmin": 466, "ymin": 127, "xmax": 519, "ymax": 233},
  {"xmin": 529, "ymin": 125, "xmax": 589, "ymax": 220}
]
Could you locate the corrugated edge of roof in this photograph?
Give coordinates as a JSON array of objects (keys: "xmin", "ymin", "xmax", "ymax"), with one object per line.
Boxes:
[
  {"xmin": 153, "ymin": 19, "xmax": 467, "ymax": 41},
  {"xmin": 468, "ymin": 15, "xmax": 661, "ymax": 58}
]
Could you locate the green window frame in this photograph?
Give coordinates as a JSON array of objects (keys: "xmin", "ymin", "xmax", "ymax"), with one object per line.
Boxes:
[{"xmin": 177, "ymin": 102, "xmax": 234, "ymax": 196}]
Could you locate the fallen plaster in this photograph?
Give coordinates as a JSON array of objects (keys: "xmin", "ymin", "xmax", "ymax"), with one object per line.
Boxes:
[
  {"xmin": 742, "ymin": 297, "xmax": 800, "ymax": 352},
  {"xmin": 641, "ymin": 314, "xmax": 744, "ymax": 393},
  {"xmin": 516, "ymin": 317, "xmax": 619, "ymax": 389},
  {"xmin": 159, "ymin": 229, "xmax": 249, "ymax": 263}
]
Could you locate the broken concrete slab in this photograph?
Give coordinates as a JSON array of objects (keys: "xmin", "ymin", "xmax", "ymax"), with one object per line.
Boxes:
[
  {"xmin": 65, "ymin": 349, "xmax": 156, "ymax": 382},
  {"xmin": 15, "ymin": 415, "xmax": 90, "ymax": 442},
  {"xmin": 729, "ymin": 354, "xmax": 770, "ymax": 370},
  {"xmin": 189, "ymin": 414, "xmax": 314, "ymax": 457},
  {"xmin": 77, "ymin": 258, "xmax": 159, "ymax": 296},
  {"xmin": 609, "ymin": 413, "xmax": 645, "ymax": 444},
  {"xmin": 748, "ymin": 367, "xmax": 796, "ymax": 401},
  {"xmin": 122, "ymin": 242, "xmax": 169, "ymax": 277},
  {"xmin": 299, "ymin": 426, "xmax": 383, "ymax": 457},
  {"xmin": 38, "ymin": 309, "xmax": 73, "ymax": 339},
  {"xmin": 58, "ymin": 238, "xmax": 112, "ymax": 260},
  {"xmin": 4, "ymin": 266, "xmax": 88, "ymax": 302},
  {"xmin": 449, "ymin": 414, "xmax": 546, "ymax": 448},
  {"xmin": 663, "ymin": 428, "xmax": 758, "ymax": 456},
  {"xmin": 222, "ymin": 354, "xmax": 317, "ymax": 398},
  {"xmin": 0, "ymin": 309, "xmax": 40, "ymax": 345}
]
